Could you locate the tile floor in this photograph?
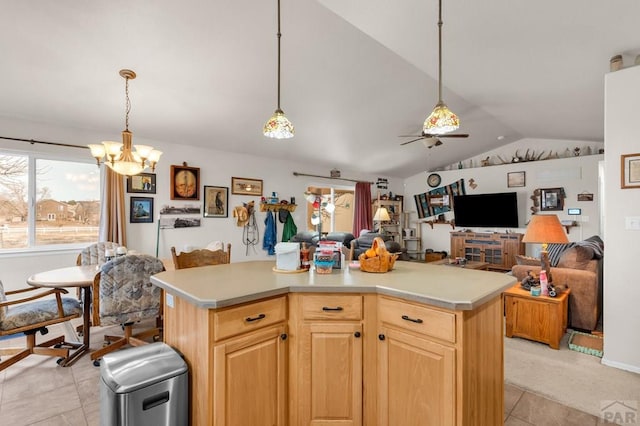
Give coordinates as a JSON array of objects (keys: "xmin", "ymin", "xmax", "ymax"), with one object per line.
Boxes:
[{"xmin": 0, "ymin": 321, "xmax": 611, "ymax": 426}]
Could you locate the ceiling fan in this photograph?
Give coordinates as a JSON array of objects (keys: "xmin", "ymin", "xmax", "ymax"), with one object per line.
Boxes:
[
  {"xmin": 399, "ymin": 132, "xmax": 468, "ymax": 147},
  {"xmin": 401, "ymin": 0, "xmax": 468, "ymax": 148}
]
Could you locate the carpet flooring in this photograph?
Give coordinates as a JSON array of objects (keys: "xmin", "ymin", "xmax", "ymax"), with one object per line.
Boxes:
[{"xmin": 504, "ymin": 331, "xmax": 640, "ymax": 419}]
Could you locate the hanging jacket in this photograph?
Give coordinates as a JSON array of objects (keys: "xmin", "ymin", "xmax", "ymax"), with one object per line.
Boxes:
[
  {"xmin": 281, "ymin": 213, "xmax": 297, "ymax": 242},
  {"xmin": 263, "ymin": 211, "xmax": 277, "ymax": 255}
]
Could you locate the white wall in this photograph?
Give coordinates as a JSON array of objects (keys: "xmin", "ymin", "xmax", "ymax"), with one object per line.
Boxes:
[
  {"xmin": 602, "ymin": 65, "xmax": 640, "ymax": 373},
  {"xmin": 0, "ymin": 117, "xmax": 403, "ymax": 291},
  {"xmin": 403, "ymin": 154, "xmax": 603, "ymax": 256}
]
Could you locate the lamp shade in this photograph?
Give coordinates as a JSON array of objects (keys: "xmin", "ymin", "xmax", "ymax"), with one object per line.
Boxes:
[
  {"xmin": 423, "ymin": 101, "xmax": 460, "ymax": 135},
  {"xmin": 522, "ymin": 214, "xmax": 569, "ymax": 244},
  {"xmin": 373, "ymin": 207, "xmax": 391, "ymax": 222}
]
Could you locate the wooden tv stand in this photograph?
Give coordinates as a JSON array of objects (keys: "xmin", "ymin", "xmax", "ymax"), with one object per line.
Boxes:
[{"xmin": 450, "ymin": 231, "xmax": 524, "ymax": 271}]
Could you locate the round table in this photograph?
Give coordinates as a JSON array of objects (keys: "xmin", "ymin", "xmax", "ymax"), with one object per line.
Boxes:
[{"xmin": 27, "ymin": 265, "xmax": 99, "ymax": 366}]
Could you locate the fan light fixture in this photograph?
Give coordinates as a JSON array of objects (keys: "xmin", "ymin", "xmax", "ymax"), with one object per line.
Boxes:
[
  {"xmin": 423, "ymin": 0, "xmax": 459, "ymax": 135},
  {"xmin": 263, "ymin": 0, "xmax": 294, "ymax": 139},
  {"xmin": 88, "ymin": 69, "xmax": 162, "ymax": 176}
]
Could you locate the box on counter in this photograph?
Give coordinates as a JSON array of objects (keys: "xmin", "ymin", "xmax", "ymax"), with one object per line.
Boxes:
[{"xmin": 275, "ymin": 242, "xmax": 300, "ymax": 270}]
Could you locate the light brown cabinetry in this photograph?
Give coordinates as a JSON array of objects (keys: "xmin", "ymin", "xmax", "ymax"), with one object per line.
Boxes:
[
  {"xmin": 376, "ymin": 295, "xmax": 504, "ymax": 426},
  {"xmin": 162, "ymin": 295, "xmax": 288, "ymax": 426},
  {"xmin": 213, "ymin": 324, "xmax": 287, "ymax": 425},
  {"xmin": 504, "ymin": 284, "xmax": 570, "ymax": 349},
  {"xmin": 450, "ymin": 231, "xmax": 524, "ymax": 271},
  {"xmin": 289, "ymin": 294, "xmax": 367, "ymax": 426},
  {"xmin": 163, "ymin": 290, "xmax": 504, "ymax": 426}
]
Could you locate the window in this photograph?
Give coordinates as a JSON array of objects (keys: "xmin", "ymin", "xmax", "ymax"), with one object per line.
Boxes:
[
  {"xmin": 0, "ymin": 153, "xmax": 101, "ymax": 250},
  {"xmin": 306, "ymin": 186, "xmax": 354, "ymax": 234}
]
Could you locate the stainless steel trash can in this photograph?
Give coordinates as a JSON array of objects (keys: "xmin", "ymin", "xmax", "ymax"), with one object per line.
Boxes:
[{"xmin": 100, "ymin": 342, "xmax": 188, "ymax": 426}]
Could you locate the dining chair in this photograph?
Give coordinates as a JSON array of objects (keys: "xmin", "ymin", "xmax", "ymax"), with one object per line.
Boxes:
[
  {"xmin": 89, "ymin": 254, "xmax": 165, "ymax": 365},
  {"xmin": 171, "ymin": 243, "xmax": 231, "ymax": 269},
  {"xmin": 76, "ymin": 241, "xmax": 122, "ymax": 266},
  {"xmin": 0, "ymin": 280, "xmax": 83, "ymax": 372}
]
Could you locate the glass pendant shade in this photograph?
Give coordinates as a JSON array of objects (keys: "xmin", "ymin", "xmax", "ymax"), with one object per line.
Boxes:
[
  {"xmin": 263, "ymin": 109, "xmax": 294, "ymax": 139},
  {"xmin": 423, "ymin": 101, "xmax": 459, "ymax": 135}
]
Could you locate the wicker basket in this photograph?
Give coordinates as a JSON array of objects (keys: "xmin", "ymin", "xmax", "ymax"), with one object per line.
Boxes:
[{"xmin": 358, "ymin": 237, "xmax": 399, "ymax": 273}]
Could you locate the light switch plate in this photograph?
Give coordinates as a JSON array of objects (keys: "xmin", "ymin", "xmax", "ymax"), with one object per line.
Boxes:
[{"xmin": 625, "ymin": 216, "xmax": 640, "ymax": 230}]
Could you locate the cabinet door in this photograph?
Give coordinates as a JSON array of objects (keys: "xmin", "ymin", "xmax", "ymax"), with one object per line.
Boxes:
[
  {"xmin": 502, "ymin": 236, "xmax": 523, "ymax": 269},
  {"xmin": 378, "ymin": 327, "xmax": 456, "ymax": 426},
  {"xmin": 213, "ymin": 324, "xmax": 287, "ymax": 426},
  {"xmin": 299, "ymin": 322, "xmax": 363, "ymax": 426},
  {"xmin": 505, "ymin": 296, "xmax": 552, "ymax": 344},
  {"xmin": 450, "ymin": 233, "xmax": 465, "ymax": 258}
]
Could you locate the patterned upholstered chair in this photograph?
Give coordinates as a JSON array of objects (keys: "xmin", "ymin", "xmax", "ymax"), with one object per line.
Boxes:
[
  {"xmin": 89, "ymin": 254, "xmax": 165, "ymax": 364},
  {"xmin": 0, "ymin": 280, "xmax": 82, "ymax": 371},
  {"xmin": 76, "ymin": 241, "xmax": 122, "ymax": 267},
  {"xmin": 171, "ymin": 243, "xmax": 231, "ymax": 269}
]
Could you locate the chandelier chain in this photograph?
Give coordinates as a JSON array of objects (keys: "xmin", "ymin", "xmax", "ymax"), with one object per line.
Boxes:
[
  {"xmin": 125, "ymin": 75, "xmax": 131, "ymax": 131},
  {"xmin": 437, "ymin": 0, "xmax": 443, "ymax": 103},
  {"xmin": 276, "ymin": 0, "xmax": 282, "ymax": 110}
]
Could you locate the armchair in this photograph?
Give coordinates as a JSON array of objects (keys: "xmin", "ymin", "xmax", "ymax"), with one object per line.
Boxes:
[
  {"xmin": 89, "ymin": 254, "xmax": 165, "ymax": 364},
  {"xmin": 0, "ymin": 280, "xmax": 82, "ymax": 372},
  {"xmin": 348, "ymin": 232, "xmax": 402, "ymax": 261}
]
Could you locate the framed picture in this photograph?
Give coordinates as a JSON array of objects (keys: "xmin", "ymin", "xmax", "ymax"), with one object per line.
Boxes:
[
  {"xmin": 621, "ymin": 153, "xmax": 640, "ymax": 189},
  {"xmin": 130, "ymin": 197, "xmax": 154, "ymax": 223},
  {"xmin": 126, "ymin": 172, "xmax": 156, "ymax": 194},
  {"xmin": 507, "ymin": 171, "xmax": 526, "ymax": 188},
  {"xmin": 577, "ymin": 192, "xmax": 594, "ymax": 202},
  {"xmin": 540, "ymin": 187, "xmax": 564, "ymax": 211},
  {"xmin": 204, "ymin": 186, "xmax": 229, "ymax": 218},
  {"xmin": 231, "ymin": 177, "xmax": 263, "ymax": 196},
  {"xmin": 170, "ymin": 164, "xmax": 200, "ymax": 200}
]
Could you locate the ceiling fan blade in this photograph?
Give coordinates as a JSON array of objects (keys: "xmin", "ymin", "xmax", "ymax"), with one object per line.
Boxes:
[
  {"xmin": 427, "ymin": 133, "xmax": 469, "ymax": 138},
  {"xmin": 398, "ymin": 135, "xmax": 422, "ymax": 138},
  {"xmin": 400, "ymin": 137, "xmax": 424, "ymax": 146}
]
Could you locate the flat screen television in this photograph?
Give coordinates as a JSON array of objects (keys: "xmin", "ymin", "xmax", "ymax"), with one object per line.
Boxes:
[{"xmin": 453, "ymin": 192, "xmax": 519, "ymax": 228}]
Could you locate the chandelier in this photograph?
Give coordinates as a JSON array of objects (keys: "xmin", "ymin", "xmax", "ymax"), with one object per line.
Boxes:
[
  {"xmin": 88, "ymin": 69, "xmax": 162, "ymax": 176},
  {"xmin": 263, "ymin": 0, "xmax": 294, "ymax": 139},
  {"xmin": 423, "ymin": 0, "xmax": 459, "ymax": 135}
]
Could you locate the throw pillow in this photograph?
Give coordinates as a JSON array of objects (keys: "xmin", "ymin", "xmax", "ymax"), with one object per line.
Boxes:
[
  {"xmin": 547, "ymin": 243, "xmax": 571, "ymax": 267},
  {"xmin": 515, "ymin": 255, "xmax": 541, "ymax": 266},
  {"xmin": 557, "ymin": 246, "xmax": 593, "ymax": 271},
  {"xmin": 575, "ymin": 235, "xmax": 604, "ymax": 259}
]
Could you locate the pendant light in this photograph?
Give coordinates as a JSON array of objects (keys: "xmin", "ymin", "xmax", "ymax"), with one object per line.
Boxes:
[
  {"xmin": 423, "ymin": 0, "xmax": 459, "ymax": 135},
  {"xmin": 88, "ymin": 69, "xmax": 162, "ymax": 176},
  {"xmin": 263, "ymin": 0, "xmax": 294, "ymax": 139}
]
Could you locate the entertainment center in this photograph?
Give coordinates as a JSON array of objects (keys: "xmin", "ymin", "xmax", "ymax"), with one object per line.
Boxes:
[{"xmin": 450, "ymin": 231, "xmax": 524, "ymax": 271}]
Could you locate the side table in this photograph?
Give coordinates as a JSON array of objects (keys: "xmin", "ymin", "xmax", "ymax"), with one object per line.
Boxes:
[{"xmin": 503, "ymin": 283, "xmax": 571, "ymax": 349}]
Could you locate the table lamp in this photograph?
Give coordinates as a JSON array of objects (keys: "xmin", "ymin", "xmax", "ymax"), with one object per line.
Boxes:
[
  {"xmin": 373, "ymin": 192, "xmax": 390, "ymax": 233},
  {"xmin": 522, "ymin": 214, "xmax": 569, "ymax": 282}
]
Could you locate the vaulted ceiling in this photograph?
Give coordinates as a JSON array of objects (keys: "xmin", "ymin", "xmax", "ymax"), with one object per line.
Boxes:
[{"xmin": 1, "ymin": 1, "xmax": 638, "ymax": 178}]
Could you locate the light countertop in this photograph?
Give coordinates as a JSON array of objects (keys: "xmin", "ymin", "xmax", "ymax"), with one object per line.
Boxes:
[{"xmin": 151, "ymin": 260, "xmax": 516, "ymax": 311}]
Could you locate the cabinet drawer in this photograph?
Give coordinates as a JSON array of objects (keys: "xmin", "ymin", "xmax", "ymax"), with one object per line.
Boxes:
[
  {"xmin": 301, "ymin": 294, "xmax": 362, "ymax": 320},
  {"xmin": 378, "ymin": 297, "xmax": 456, "ymax": 343},
  {"xmin": 214, "ymin": 296, "xmax": 287, "ymax": 341}
]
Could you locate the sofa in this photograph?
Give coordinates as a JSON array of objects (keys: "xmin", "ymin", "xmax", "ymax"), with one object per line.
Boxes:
[
  {"xmin": 348, "ymin": 231, "xmax": 403, "ymax": 261},
  {"xmin": 511, "ymin": 235, "xmax": 604, "ymax": 332}
]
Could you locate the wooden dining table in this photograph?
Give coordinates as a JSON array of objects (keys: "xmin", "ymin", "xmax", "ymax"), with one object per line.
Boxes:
[{"xmin": 27, "ymin": 265, "xmax": 99, "ymax": 366}]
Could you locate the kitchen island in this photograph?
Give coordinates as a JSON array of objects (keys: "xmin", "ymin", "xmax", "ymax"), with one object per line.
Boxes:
[{"xmin": 151, "ymin": 260, "xmax": 515, "ymax": 426}]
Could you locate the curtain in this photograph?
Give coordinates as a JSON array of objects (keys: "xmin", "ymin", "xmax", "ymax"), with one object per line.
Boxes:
[
  {"xmin": 99, "ymin": 167, "xmax": 127, "ymax": 245},
  {"xmin": 352, "ymin": 182, "xmax": 372, "ymax": 237}
]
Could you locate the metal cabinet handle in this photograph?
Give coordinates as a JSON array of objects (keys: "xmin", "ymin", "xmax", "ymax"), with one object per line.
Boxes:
[
  {"xmin": 378, "ymin": 334, "xmax": 385, "ymax": 341},
  {"xmin": 401, "ymin": 315, "xmax": 423, "ymax": 324},
  {"xmin": 354, "ymin": 331, "xmax": 361, "ymax": 338},
  {"xmin": 280, "ymin": 333, "xmax": 288, "ymax": 341},
  {"xmin": 245, "ymin": 313, "xmax": 266, "ymax": 322},
  {"xmin": 322, "ymin": 306, "xmax": 344, "ymax": 311}
]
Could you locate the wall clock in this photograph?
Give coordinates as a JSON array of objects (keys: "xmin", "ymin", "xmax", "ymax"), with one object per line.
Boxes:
[
  {"xmin": 170, "ymin": 164, "xmax": 200, "ymax": 200},
  {"xmin": 427, "ymin": 173, "xmax": 441, "ymax": 188}
]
